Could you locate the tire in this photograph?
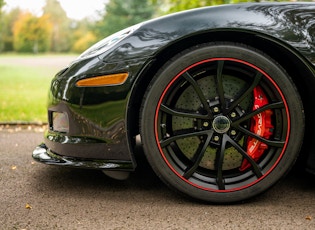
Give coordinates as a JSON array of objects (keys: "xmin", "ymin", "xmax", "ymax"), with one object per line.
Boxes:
[{"xmin": 140, "ymin": 43, "xmax": 304, "ymax": 203}]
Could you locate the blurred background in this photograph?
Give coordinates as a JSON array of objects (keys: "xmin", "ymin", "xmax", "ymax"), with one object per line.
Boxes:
[{"xmin": 0, "ymin": 0, "xmax": 309, "ymax": 124}]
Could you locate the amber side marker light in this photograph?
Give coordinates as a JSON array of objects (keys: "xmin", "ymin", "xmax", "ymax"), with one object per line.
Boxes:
[{"xmin": 76, "ymin": 73, "xmax": 129, "ymax": 87}]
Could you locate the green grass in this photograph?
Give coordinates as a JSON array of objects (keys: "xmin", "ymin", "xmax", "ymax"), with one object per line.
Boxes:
[
  {"xmin": 0, "ymin": 54, "xmax": 76, "ymax": 123},
  {"xmin": 0, "ymin": 65, "xmax": 51, "ymax": 122}
]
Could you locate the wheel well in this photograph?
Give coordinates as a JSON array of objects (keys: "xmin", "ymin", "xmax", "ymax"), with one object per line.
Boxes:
[{"xmin": 127, "ymin": 30, "xmax": 315, "ymax": 163}]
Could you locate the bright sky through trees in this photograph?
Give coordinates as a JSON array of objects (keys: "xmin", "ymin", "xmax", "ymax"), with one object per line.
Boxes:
[{"xmin": 3, "ymin": 0, "xmax": 108, "ymax": 20}]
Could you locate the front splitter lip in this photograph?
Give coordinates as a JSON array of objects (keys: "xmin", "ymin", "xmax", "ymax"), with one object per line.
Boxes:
[{"xmin": 32, "ymin": 143, "xmax": 134, "ymax": 171}]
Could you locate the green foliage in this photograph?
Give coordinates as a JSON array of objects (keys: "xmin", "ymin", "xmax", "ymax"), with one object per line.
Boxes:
[
  {"xmin": 70, "ymin": 19, "xmax": 98, "ymax": 53},
  {"xmin": 96, "ymin": 0, "xmax": 156, "ymax": 38},
  {"xmin": 43, "ymin": 0, "xmax": 71, "ymax": 52},
  {"xmin": 163, "ymin": 0, "xmax": 313, "ymax": 14},
  {"xmin": 72, "ymin": 31, "xmax": 97, "ymax": 53},
  {"xmin": 166, "ymin": 0, "xmax": 256, "ymax": 13},
  {"xmin": 0, "ymin": 0, "xmax": 4, "ymax": 13},
  {"xmin": 0, "ymin": 8, "xmax": 22, "ymax": 52},
  {"xmin": 0, "ymin": 0, "xmax": 6, "ymax": 51},
  {"xmin": 13, "ymin": 13, "xmax": 53, "ymax": 53}
]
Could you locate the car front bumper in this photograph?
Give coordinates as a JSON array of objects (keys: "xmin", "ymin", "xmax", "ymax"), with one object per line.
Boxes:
[
  {"xmin": 34, "ymin": 99, "xmax": 137, "ymax": 170},
  {"xmin": 33, "ymin": 143, "xmax": 134, "ymax": 170}
]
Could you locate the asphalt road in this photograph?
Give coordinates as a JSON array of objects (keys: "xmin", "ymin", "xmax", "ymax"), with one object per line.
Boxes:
[{"xmin": 1, "ymin": 128, "xmax": 315, "ymax": 229}]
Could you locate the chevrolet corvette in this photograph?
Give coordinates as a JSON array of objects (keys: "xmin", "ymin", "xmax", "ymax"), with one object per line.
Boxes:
[{"xmin": 33, "ymin": 2, "xmax": 315, "ymax": 203}]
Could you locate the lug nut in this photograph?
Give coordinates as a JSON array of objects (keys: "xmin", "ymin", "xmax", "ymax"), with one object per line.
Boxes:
[
  {"xmin": 203, "ymin": 121, "xmax": 209, "ymax": 127},
  {"xmin": 213, "ymin": 107, "xmax": 219, "ymax": 113},
  {"xmin": 231, "ymin": 130, "xmax": 236, "ymax": 136},
  {"xmin": 231, "ymin": 112, "xmax": 236, "ymax": 118},
  {"xmin": 214, "ymin": 136, "xmax": 220, "ymax": 141}
]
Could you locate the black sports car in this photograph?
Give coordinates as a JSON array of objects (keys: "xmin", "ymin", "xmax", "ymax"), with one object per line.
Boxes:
[{"xmin": 33, "ymin": 2, "xmax": 315, "ymax": 203}]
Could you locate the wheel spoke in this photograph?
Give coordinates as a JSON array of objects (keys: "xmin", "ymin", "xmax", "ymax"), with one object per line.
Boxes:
[
  {"xmin": 216, "ymin": 61, "xmax": 226, "ymax": 110},
  {"xmin": 231, "ymin": 101, "xmax": 285, "ymax": 148},
  {"xmin": 183, "ymin": 130, "xmax": 214, "ymax": 179},
  {"xmin": 160, "ymin": 129, "xmax": 210, "ymax": 148},
  {"xmin": 226, "ymin": 72, "xmax": 262, "ymax": 113},
  {"xmin": 216, "ymin": 134, "xmax": 264, "ymax": 190},
  {"xmin": 233, "ymin": 101, "xmax": 284, "ymax": 124},
  {"xmin": 225, "ymin": 135, "xmax": 263, "ymax": 178},
  {"xmin": 181, "ymin": 72, "xmax": 213, "ymax": 118},
  {"xmin": 215, "ymin": 134, "xmax": 227, "ymax": 190},
  {"xmin": 237, "ymin": 126, "xmax": 285, "ymax": 147},
  {"xmin": 160, "ymin": 104, "xmax": 209, "ymax": 119}
]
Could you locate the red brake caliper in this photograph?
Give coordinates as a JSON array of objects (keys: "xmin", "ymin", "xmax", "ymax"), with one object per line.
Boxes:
[{"xmin": 240, "ymin": 86, "xmax": 274, "ymax": 171}]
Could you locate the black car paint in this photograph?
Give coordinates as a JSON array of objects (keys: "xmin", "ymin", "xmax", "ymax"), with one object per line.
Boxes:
[{"xmin": 36, "ymin": 3, "xmax": 315, "ymax": 172}]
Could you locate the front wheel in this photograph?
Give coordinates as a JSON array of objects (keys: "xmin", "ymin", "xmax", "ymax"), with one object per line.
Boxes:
[{"xmin": 140, "ymin": 43, "xmax": 304, "ymax": 203}]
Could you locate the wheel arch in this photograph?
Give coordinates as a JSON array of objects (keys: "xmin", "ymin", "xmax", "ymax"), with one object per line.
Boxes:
[{"xmin": 127, "ymin": 29, "xmax": 315, "ymax": 167}]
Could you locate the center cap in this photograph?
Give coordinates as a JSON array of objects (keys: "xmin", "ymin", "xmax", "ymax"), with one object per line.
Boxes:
[{"xmin": 212, "ymin": 115, "xmax": 231, "ymax": 134}]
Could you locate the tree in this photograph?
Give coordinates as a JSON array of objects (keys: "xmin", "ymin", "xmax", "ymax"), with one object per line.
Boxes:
[
  {"xmin": 166, "ymin": 0, "xmax": 262, "ymax": 13},
  {"xmin": 167, "ymin": 0, "xmax": 237, "ymax": 13},
  {"xmin": 0, "ymin": 0, "xmax": 4, "ymax": 14},
  {"xmin": 96, "ymin": 0, "xmax": 156, "ymax": 38},
  {"xmin": 72, "ymin": 31, "xmax": 97, "ymax": 53},
  {"xmin": 0, "ymin": 0, "xmax": 6, "ymax": 51},
  {"xmin": 43, "ymin": 0, "xmax": 71, "ymax": 52},
  {"xmin": 0, "ymin": 8, "xmax": 22, "ymax": 52},
  {"xmin": 70, "ymin": 19, "xmax": 97, "ymax": 53},
  {"xmin": 13, "ymin": 13, "xmax": 53, "ymax": 52}
]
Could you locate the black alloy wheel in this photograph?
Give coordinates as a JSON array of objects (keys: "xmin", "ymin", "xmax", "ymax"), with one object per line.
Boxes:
[{"xmin": 140, "ymin": 43, "xmax": 304, "ymax": 203}]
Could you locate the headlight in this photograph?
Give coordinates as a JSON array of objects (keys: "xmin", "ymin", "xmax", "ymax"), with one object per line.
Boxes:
[{"xmin": 77, "ymin": 23, "xmax": 142, "ymax": 60}]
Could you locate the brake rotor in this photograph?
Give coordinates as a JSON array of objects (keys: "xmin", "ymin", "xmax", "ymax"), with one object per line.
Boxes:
[{"xmin": 172, "ymin": 75, "xmax": 249, "ymax": 171}]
